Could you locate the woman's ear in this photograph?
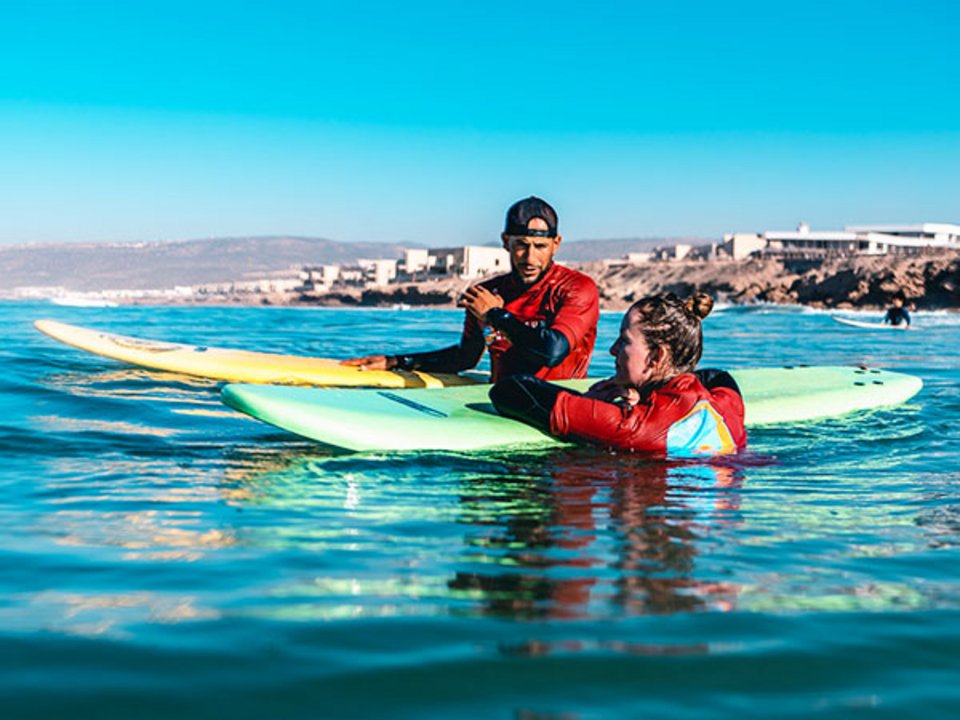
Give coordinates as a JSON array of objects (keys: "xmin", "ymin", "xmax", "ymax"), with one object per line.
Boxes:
[
  {"xmin": 648, "ymin": 344, "xmax": 666, "ymax": 368},
  {"xmin": 649, "ymin": 344, "xmax": 671, "ymax": 376}
]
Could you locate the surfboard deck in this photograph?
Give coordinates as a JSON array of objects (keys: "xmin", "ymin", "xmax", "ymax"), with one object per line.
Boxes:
[
  {"xmin": 221, "ymin": 366, "xmax": 924, "ymax": 453},
  {"xmin": 34, "ymin": 319, "xmax": 480, "ymax": 388},
  {"xmin": 832, "ymin": 316, "xmax": 910, "ymax": 331}
]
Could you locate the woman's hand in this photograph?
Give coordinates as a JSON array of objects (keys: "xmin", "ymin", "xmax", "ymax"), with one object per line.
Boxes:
[
  {"xmin": 586, "ymin": 378, "xmax": 641, "ymax": 406},
  {"xmin": 339, "ymin": 355, "xmax": 396, "ymax": 371}
]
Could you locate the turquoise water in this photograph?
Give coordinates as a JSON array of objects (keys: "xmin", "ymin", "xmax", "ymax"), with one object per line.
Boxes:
[{"xmin": 2, "ymin": 301, "xmax": 959, "ymax": 719}]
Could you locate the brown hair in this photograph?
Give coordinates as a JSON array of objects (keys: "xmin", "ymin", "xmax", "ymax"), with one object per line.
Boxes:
[{"xmin": 628, "ymin": 292, "xmax": 714, "ymax": 374}]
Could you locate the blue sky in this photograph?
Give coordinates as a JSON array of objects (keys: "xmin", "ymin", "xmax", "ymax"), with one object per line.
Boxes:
[{"xmin": 1, "ymin": 0, "xmax": 957, "ymax": 246}]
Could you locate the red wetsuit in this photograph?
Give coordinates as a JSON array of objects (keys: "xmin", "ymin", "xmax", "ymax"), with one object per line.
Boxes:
[
  {"xmin": 463, "ymin": 263, "xmax": 599, "ymax": 382},
  {"xmin": 550, "ymin": 373, "xmax": 747, "ymax": 457}
]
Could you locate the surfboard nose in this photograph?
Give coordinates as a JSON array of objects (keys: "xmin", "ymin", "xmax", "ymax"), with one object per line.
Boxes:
[{"xmin": 220, "ymin": 384, "xmax": 256, "ymax": 415}]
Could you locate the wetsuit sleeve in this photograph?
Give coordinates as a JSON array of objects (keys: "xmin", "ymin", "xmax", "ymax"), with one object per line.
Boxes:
[
  {"xmin": 391, "ymin": 307, "xmax": 488, "ymax": 373},
  {"xmin": 489, "ymin": 374, "xmax": 571, "ymax": 432},
  {"xmin": 550, "ymin": 391, "xmax": 675, "ymax": 452},
  {"xmin": 482, "ymin": 273, "xmax": 598, "ymax": 368},
  {"xmin": 508, "ymin": 373, "xmax": 746, "ymax": 454},
  {"xmin": 903, "ymin": 308, "xmax": 911, "ymax": 326},
  {"xmin": 547, "ymin": 275, "xmax": 600, "ymax": 354},
  {"xmin": 485, "ymin": 308, "xmax": 570, "ymax": 367}
]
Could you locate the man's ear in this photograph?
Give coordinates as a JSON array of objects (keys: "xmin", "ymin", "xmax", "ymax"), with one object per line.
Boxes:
[
  {"xmin": 553, "ymin": 233, "xmax": 562, "ymax": 249},
  {"xmin": 500, "ymin": 233, "xmax": 510, "ymax": 250}
]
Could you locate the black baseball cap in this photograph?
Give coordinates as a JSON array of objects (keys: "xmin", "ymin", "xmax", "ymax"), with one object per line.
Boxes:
[{"xmin": 503, "ymin": 196, "xmax": 558, "ymax": 237}]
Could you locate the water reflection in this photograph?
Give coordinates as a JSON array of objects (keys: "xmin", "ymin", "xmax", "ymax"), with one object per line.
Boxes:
[
  {"xmin": 450, "ymin": 449, "xmax": 745, "ymax": 620},
  {"xmin": 208, "ymin": 448, "xmax": 748, "ymax": 624}
]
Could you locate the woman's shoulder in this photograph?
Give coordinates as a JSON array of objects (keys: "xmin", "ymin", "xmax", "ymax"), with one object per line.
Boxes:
[{"xmin": 657, "ymin": 372, "xmax": 740, "ymax": 405}]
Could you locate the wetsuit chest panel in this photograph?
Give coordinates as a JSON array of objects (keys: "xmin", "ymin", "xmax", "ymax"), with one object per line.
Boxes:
[{"xmin": 665, "ymin": 401, "xmax": 738, "ymax": 457}]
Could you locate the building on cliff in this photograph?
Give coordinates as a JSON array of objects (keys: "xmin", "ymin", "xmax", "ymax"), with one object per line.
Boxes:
[
  {"xmin": 300, "ymin": 245, "xmax": 510, "ymax": 292},
  {"xmin": 724, "ymin": 222, "xmax": 960, "ymax": 258},
  {"xmin": 398, "ymin": 245, "xmax": 509, "ymax": 280}
]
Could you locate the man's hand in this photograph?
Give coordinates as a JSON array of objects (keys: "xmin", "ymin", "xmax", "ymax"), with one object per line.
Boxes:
[
  {"xmin": 339, "ymin": 355, "xmax": 397, "ymax": 371},
  {"xmin": 458, "ymin": 284, "xmax": 504, "ymax": 322},
  {"xmin": 586, "ymin": 378, "xmax": 641, "ymax": 406}
]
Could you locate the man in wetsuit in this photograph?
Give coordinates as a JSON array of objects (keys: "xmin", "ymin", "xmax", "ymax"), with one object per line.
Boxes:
[
  {"xmin": 342, "ymin": 196, "xmax": 599, "ymax": 382},
  {"xmin": 883, "ymin": 293, "xmax": 911, "ymax": 327}
]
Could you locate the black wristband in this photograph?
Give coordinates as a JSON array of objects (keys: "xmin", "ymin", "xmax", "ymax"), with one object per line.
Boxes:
[
  {"xmin": 485, "ymin": 307, "xmax": 512, "ymax": 328},
  {"xmin": 393, "ymin": 354, "xmax": 415, "ymax": 371}
]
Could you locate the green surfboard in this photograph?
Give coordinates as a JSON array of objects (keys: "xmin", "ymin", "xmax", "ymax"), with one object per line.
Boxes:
[{"xmin": 220, "ymin": 366, "xmax": 923, "ymax": 453}]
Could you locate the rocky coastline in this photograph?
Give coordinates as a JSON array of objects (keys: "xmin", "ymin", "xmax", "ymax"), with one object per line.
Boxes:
[
  {"xmin": 131, "ymin": 250, "xmax": 960, "ymax": 312},
  {"xmin": 585, "ymin": 249, "xmax": 960, "ymax": 311}
]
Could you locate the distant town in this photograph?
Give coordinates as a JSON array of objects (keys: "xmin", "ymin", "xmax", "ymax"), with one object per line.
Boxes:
[{"xmin": 9, "ymin": 221, "xmax": 960, "ymax": 309}]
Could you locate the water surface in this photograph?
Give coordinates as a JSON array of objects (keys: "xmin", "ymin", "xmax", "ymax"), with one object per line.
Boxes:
[{"xmin": 2, "ymin": 302, "xmax": 958, "ymax": 718}]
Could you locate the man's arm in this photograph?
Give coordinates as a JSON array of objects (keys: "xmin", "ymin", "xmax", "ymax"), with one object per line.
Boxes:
[
  {"xmin": 341, "ymin": 336, "xmax": 485, "ymax": 374},
  {"xmin": 457, "ymin": 283, "xmax": 570, "ymax": 366},
  {"xmin": 484, "ymin": 309, "xmax": 570, "ymax": 366},
  {"xmin": 540, "ymin": 275, "xmax": 600, "ymax": 364},
  {"xmin": 468, "ymin": 275, "xmax": 599, "ymax": 368},
  {"xmin": 393, "ymin": 337, "xmax": 485, "ymax": 373}
]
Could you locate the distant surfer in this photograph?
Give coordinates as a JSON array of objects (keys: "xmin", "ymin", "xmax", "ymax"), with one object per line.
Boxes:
[
  {"xmin": 883, "ymin": 292, "xmax": 911, "ymax": 328},
  {"xmin": 490, "ymin": 292, "xmax": 747, "ymax": 457},
  {"xmin": 342, "ymin": 196, "xmax": 599, "ymax": 382}
]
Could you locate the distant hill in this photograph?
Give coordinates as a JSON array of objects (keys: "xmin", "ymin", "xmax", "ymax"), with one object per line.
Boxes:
[
  {"xmin": 0, "ymin": 234, "xmax": 704, "ymax": 293},
  {"xmin": 0, "ymin": 236, "xmax": 415, "ymax": 292}
]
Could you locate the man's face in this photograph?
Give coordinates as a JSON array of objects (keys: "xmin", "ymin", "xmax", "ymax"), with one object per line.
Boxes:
[{"xmin": 501, "ymin": 217, "xmax": 562, "ymax": 286}]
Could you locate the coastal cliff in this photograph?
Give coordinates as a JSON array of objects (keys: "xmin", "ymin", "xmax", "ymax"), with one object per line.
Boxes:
[
  {"xmin": 289, "ymin": 250, "xmax": 959, "ymax": 311},
  {"xmin": 585, "ymin": 250, "xmax": 960, "ymax": 310}
]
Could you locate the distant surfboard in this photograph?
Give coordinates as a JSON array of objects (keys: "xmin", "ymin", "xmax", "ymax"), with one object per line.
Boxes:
[{"xmin": 832, "ymin": 316, "xmax": 911, "ymax": 331}]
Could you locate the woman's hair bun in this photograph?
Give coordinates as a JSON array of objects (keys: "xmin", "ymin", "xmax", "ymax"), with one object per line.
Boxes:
[{"xmin": 684, "ymin": 292, "xmax": 714, "ymax": 320}]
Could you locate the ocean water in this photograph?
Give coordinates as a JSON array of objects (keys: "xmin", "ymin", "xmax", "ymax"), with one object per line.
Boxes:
[{"xmin": 2, "ymin": 301, "xmax": 959, "ymax": 719}]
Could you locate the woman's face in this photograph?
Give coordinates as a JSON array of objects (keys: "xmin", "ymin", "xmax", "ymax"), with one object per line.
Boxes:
[{"xmin": 610, "ymin": 308, "xmax": 662, "ymax": 387}]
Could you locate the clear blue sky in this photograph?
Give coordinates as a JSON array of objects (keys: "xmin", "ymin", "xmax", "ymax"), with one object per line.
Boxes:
[{"xmin": 1, "ymin": 0, "xmax": 957, "ymax": 246}]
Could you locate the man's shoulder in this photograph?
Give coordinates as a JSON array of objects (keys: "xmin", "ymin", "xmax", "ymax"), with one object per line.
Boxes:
[{"xmin": 549, "ymin": 264, "xmax": 598, "ymax": 294}]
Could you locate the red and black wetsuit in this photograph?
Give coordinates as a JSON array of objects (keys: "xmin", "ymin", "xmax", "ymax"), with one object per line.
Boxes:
[
  {"xmin": 491, "ymin": 369, "xmax": 747, "ymax": 458},
  {"xmin": 395, "ymin": 263, "xmax": 599, "ymax": 382}
]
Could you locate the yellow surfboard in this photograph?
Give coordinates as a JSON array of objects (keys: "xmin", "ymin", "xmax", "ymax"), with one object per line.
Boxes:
[{"xmin": 34, "ymin": 320, "xmax": 481, "ymax": 388}]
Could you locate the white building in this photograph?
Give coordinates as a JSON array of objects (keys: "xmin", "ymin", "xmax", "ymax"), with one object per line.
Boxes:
[
  {"xmin": 402, "ymin": 248, "xmax": 430, "ymax": 275},
  {"xmin": 235, "ymin": 277, "xmax": 302, "ymax": 293},
  {"xmin": 301, "ymin": 264, "xmax": 341, "ymax": 290},
  {"xmin": 725, "ymin": 221, "xmax": 960, "ymax": 258},
  {"xmin": 843, "ymin": 223, "xmax": 960, "ymax": 249},
  {"xmin": 722, "ymin": 233, "xmax": 767, "ymax": 260},
  {"xmin": 358, "ymin": 258, "xmax": 399, "ymax": 287},
  {"xmin": 648, "ymin": 243, "xmax": 692, "ymax": 261},
  {"xmin": 424, "ymin": 246, "xmax": 510, "ymax": 279}
]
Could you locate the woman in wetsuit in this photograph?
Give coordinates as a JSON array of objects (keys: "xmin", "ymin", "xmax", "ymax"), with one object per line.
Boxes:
[{"xmin": 490, "ymin": 292, "xmax": 747, "ymax": 457}]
